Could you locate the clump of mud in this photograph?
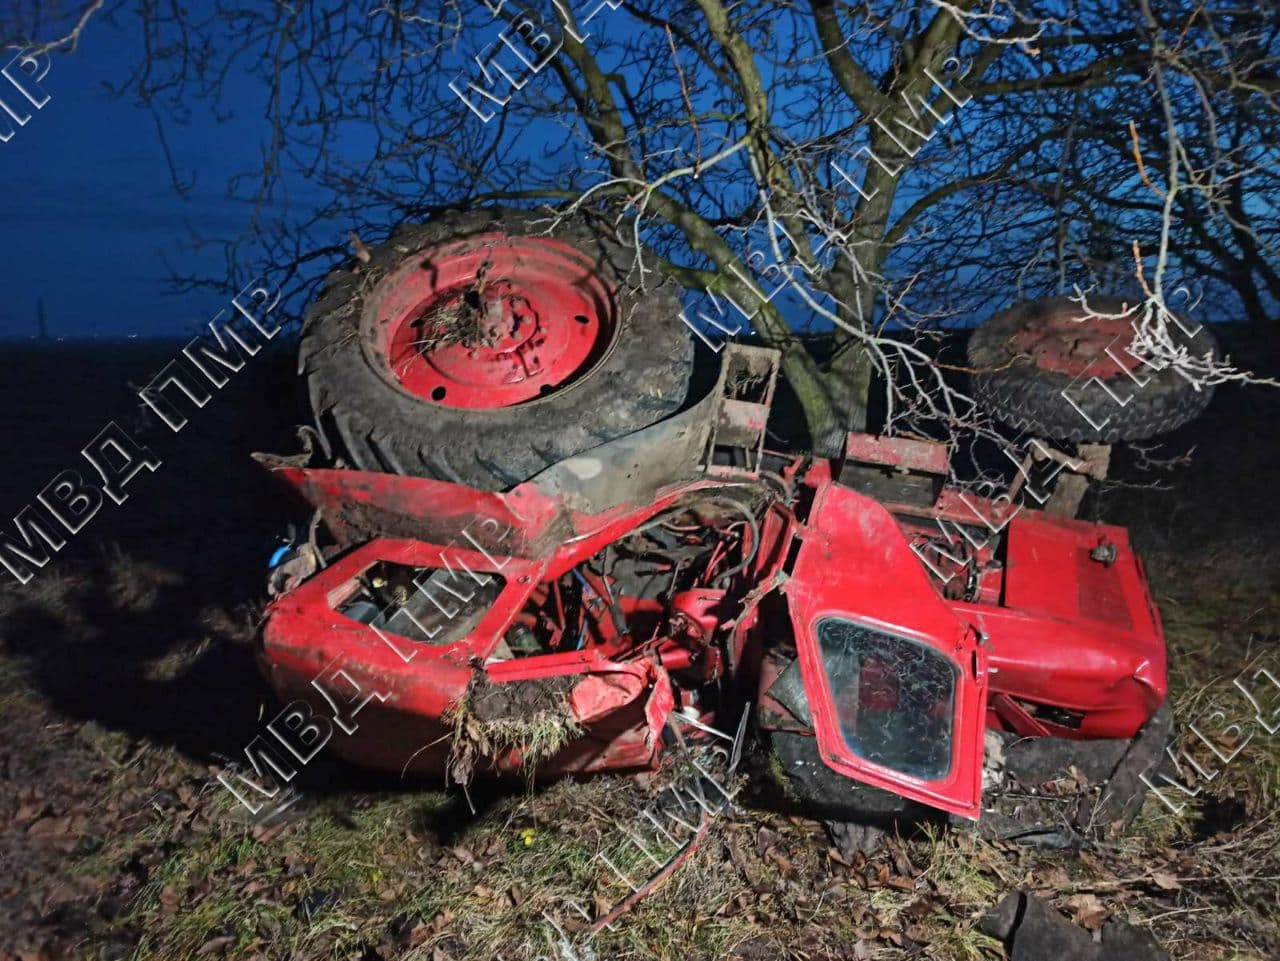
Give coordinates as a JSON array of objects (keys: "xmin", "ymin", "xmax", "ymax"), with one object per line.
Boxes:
[{"xmin": 444, "ymin": 673, "xmax": 582, "ymax": 787}]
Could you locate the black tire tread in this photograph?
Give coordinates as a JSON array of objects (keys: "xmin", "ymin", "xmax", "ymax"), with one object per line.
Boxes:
[{"xmin": 967, "ymin": 296, "xmax": 1218, "ymax": 443}]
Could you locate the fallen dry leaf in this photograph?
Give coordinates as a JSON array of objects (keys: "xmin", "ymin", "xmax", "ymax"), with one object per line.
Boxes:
[
  {"xmin": 195, "ymin": 935, "xmax": 233, "ymax": 956},
  {"xmin": 1065, "ymin": 892, "xmax": 1110, "ymax": 931},
  {"xmin": 764, "ymin": 846, "xmax": 794, "ymax": 876},
  {"xmin": 26, "ymin": 816, "xmax": 71, "ymax": 836},
  {"xmin": 1151, "ymin": 871, "xmax": 1182, "ymax": 891}
]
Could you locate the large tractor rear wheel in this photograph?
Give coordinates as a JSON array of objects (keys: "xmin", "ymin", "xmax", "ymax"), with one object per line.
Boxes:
[{"xmin": 301, "ymin": 208, "xmax": 693, "ymax": 489}]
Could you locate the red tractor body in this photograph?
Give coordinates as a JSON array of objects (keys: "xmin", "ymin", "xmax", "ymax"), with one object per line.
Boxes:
[{"xmin": 257, "ymin": 347, "xmax": 1166, "ymax": 821}]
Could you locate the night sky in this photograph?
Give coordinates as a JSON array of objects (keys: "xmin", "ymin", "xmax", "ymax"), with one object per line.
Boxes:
[
  {"xmin": 0, "ymin": 16, "xmax": 289, "ymax": 340},
  {"xmin": 5, "ymin": 8, "xmax": 1254, "ymax": 344}
]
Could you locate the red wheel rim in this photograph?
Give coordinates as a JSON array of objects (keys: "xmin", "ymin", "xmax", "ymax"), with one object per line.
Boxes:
[
  {"xmin": 1009, "ymin": 306, "xmax": 1143, "ymax": 378},
  {"xmin": 364, "ymin": 235, "xmax": 618, "ymax": 409}
]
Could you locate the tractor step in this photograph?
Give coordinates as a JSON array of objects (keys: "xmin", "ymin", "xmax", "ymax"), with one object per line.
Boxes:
[{"xmin": 702, "ymin": 344, "xmax": 780, "ymax": 476}]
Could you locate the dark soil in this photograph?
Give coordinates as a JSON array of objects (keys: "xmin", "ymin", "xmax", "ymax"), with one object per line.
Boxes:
[{"xmin": 467, "ymin": 675, "xmax": 577, "ymax": 724}]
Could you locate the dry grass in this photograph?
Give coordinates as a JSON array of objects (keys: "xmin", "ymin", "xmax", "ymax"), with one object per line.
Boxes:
[{"xmin": 442, "ymin": 676, "xmax": 584, "ymax": 789}]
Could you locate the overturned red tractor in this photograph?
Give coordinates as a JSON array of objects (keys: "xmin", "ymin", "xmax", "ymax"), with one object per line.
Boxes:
[{"xmin": 255, "ymin": 210, "xmax": 1193, "ymax": 828}]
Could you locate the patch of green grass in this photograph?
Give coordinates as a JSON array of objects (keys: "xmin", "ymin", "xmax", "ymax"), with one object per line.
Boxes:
[
  {"xmin": 765, "ymin": 747, "xmax": 802, "ymax": 803},
  {"xmin": 917, "ymin": 826, "xmax": 1000, "ymax": 909},
  {"xmin": 924, "ymin": 920, "xmax": 1004, "ymax": 961}
]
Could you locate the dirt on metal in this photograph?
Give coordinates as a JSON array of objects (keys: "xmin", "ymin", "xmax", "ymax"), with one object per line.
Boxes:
[{"xmin": 445, "ymin": 674, "xmax": 582, "ymax": 787}]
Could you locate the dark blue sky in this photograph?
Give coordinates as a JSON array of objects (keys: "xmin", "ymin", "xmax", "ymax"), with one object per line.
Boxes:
[
  {"xmin": 0, "ymin": 15, "xmax": 287, "ymax": 340},
  {"xmin": 0, "ymin": 8, "xmax": 1008, "ymax": 342},
  {"xmin": 6, "ymin": 6, "xmax": 1246, "ymax": 343}
]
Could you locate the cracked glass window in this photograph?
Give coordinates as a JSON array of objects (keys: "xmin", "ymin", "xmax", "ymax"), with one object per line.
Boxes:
[{"xmin": 817, "ymin": 618, "xmax": 956, "ymax": 779}]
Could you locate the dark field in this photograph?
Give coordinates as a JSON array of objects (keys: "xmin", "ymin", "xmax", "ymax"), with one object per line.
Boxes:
[{"xmin": 0, "ymin": 337, "xmax": 1277, "ymax": 961}]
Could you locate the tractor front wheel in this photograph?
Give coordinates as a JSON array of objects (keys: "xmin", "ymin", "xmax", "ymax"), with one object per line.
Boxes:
[{"xmin": 968, "ymin": 296, "xmax": 1218, "ymax": 443}]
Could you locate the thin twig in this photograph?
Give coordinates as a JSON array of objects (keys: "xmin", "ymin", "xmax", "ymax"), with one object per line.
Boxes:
[
  {"xmin": 664, "ymin": 24, "xmax": 703, "ymax": 175},
  {"xmin": 1128, "ymin": 121, "xmax": 1164, "ymax": 199}
]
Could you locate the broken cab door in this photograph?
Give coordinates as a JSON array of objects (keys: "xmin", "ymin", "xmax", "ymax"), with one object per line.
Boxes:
[{"xmin": 784, "ymin": 483, "xmax": 988, "ymax": 819}]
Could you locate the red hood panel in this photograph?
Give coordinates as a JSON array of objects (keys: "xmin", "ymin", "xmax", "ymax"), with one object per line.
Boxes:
[{"xmin": 1004, "ymin": 517, "xmax": 1154, "ymax": 635}]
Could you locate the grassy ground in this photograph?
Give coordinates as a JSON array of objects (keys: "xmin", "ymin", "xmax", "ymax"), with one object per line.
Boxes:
[{"xmin": 0, "ymin": 339, "xmax": 1277, "ymax": 961}]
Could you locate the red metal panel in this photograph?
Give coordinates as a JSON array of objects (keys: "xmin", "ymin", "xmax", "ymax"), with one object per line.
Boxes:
[
  {"xmin": 784, "ymin": 482, "xmax": 988, "ymax": 819},
  {"xmin": 952, "ymin": 514, "xmax": 1166, "ymax": 740},
  {"xmin": 1004, "ymin": 517, "xmax": 1155, "ymax": 640},
  {"xmin": 1075, "ymin": 549, "xmax": 1134, "ymax": 629},
  {"xmin": 844, "ymin": 432, "xmax": 949, "ymax": 475}
]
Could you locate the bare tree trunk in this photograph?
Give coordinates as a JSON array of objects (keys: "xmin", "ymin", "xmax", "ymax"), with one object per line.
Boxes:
[{"xmin": 802, "ymin": 132, "xmax": 902, "ymax": 451}]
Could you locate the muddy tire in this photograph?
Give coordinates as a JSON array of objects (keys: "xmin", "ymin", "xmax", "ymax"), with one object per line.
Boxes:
[
  {"xmin": 756, "ymin": 731, "xmax": 937, "ymax": 825},
  {"xmin": 973, "ymin": 703, "xmax": 1174, "ymax": 846},
  {"xmin": 301, "ymin": 208, "xmax": 693, "ymax": 489},
  {"xmin": 968, "ymin": 296, "xmax": 1218, "ymax": 443}
]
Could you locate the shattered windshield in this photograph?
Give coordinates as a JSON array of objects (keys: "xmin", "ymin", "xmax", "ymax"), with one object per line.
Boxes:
[{"xmin": 816, "ymin": 618, "xmax": 956, "ymax": 780}]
